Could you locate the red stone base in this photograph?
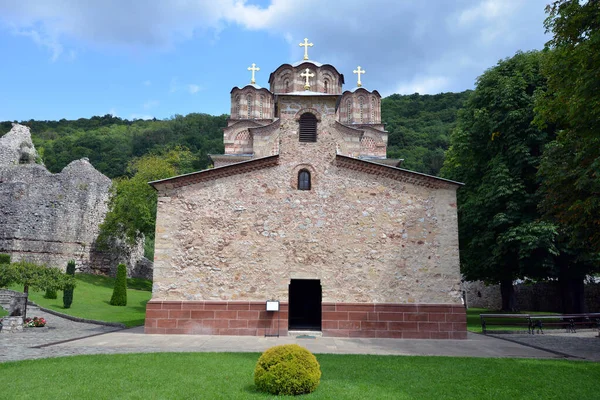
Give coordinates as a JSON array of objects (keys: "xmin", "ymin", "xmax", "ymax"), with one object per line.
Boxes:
[{"xmin": 144, "ymin": 301, "xmax": 466, "ymax": 339}]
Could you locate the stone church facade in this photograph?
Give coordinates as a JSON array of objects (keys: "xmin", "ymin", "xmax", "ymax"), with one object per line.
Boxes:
[{"xmin": 145, "ymin": 41, "xmax": 466, "ymax": 339}]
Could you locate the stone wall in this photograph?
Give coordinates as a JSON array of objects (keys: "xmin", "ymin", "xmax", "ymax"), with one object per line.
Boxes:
[
  {"xmin": 463, "ymin": 280, "xmax": 600, "ymax": 312},
  {"xmin": 0, "ymin": 124, "xmax": 151, "ymax": 279},
  {"xmin": 149, "ymin": 96, "xmax": 464, "ymax": 337}
]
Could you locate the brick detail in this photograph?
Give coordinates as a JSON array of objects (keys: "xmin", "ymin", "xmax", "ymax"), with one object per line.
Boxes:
[
  {"xmin": 321, "ymin": 303, "xmax": 466, "ymax": 339},
  {"xmin": 145, "ymin": 301, "xmax": 466, "ymax": 339},
  {"xmin": 145, "ymin": 300, "xmax": 288, "ymax": 336}
]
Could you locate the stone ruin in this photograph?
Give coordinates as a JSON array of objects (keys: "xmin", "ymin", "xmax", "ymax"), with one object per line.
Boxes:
[{"xmin": 0, "ymin": 123, "xmax": 152, "ymax": 279}]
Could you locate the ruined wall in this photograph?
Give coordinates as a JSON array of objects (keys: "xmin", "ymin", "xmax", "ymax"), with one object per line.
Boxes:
[
  {"xmin": 464, "ymin": 280, "xmax": 600, "ymax": 312},
  {"xmin": 0, "ymin": 124, "xmax": 151, "ymax": 278}
]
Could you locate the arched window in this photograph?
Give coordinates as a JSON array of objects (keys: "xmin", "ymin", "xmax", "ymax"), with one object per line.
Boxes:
[
  {"xmin": 324, "ymin": 80, "xmax": 329, "ymax": 93},
  {"xmin": 346, "ymin": 100, "xmax": 352, "ymax": 123},
  {"xmin": 284, "ymin": 80, "xmax": 290, "ymax": 93},
  {"xmin": 359, "ymin": 97, "xmax": 364, "ymax": 123},
  {"xmin": 298, "ymin": 170, "xmax": 311, "ymax": 190},
  {"xmin": 299, "ymin": 113, "xmax": 317, "ymax": 142},
  {"xmin": 246, "ymin": 95, "xmax": 253, "ymax": 119}
]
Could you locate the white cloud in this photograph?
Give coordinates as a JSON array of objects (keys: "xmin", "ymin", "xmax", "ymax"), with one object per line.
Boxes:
[
  {"xmin": 187, "ymin": 84, "xmax": 201, "ymax": 94},
  {"xmin": 143, "ymin": 100, "xmax": 159, "ymax": 110},
  {"xmin": 108, "ymin": 108, "xmax": 118, "ymax": 117},
  {"xmin": 396, "ymin": 76, "xmax": 450, "ymax": 95},
  {"xmin": 0, "ymin": 0, "xmax": 549, "ymax": 94}
]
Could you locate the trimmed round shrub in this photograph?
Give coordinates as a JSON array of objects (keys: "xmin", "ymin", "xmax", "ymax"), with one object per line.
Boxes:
[
  {"xmin": 254, "ymin": 344, "xmax": 321, "ymax": 396},
  {"xmin": 44, "ymin": 288, "xmax": 57, "ymax": 299}
]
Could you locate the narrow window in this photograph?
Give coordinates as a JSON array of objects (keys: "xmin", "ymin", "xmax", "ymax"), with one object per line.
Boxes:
[
  {"xmin": 346, "ymin": 100, "xmax": 352, "ymax": 123},
  {"xmin": 246, "ymin": 95, "xmax": 252, "ymax": 119},
  {"xmin": 284, "ymin": 80, "xmax": 290, "ymax": 93},
  {"xmin": 298, "ymin": 170, "xmax": 311, "ymax": 190},
  {"xmin": 324, "ymin": 80, "xmax": 329, "ymax": 93},
  {"xmin": 371, "ymin": 97, "xmax": 375, "ymax": 123},
  {"xmin": 359, "ymin": 97, "xmax": 364, "ymax": 123},
  {"xmin": 235, "ymin": 96, "xmax": 240, "ymax": 119},
  {"xmin": 260, "ymin": 95, "xmax": 264, "ymax": 119},
  {"xmin": 299, "ymin": 113, "xmax": 317, "ymax": 142}
]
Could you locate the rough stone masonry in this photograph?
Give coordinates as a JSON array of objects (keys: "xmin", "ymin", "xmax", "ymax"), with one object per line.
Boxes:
[{"xmin": 0, "ymin": 123, "xmax": 150, "ymax": 278}]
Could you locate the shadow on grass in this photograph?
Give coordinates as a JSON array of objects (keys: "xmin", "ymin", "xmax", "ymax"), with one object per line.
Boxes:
[{"xmin": 75, "ymin": 273, "xmax": 152, "ymax": 292}]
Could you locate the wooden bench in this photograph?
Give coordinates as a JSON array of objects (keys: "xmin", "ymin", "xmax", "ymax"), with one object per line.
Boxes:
[
  {"xmin": 528, "ymin": 313, "xmax": 600, "ymax": 334},
  {"xmin": 481, "ymin": 313, "xmax": 600, "ymax": 335},
  {"xmin": 480, "ymin": 314, "xmax": 532, "ymax": 334}
]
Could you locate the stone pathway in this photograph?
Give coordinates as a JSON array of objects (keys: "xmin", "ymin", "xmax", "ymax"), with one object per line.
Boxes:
[
  {"xmin": 2, "ymin": 307, "xmax": 598, "ymax": 363},
  {"xmin": 489, "ymin": 330, "xmax": 600, "ymax": 361},
  {"xmin": 0, "ymin": 306, "xmax": 121, "ymax": 363}
]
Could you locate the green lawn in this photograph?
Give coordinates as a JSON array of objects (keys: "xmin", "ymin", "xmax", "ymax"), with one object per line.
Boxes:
[
  {"xmin": 8, "ymin": 274, "xmax": 152, "ymax": 327},
  {"xmin": 0, "ymin": 308, "xmax": 7, "ymax": 317},
  {"xmin": 1, "ymin": 353, "xmax": 598, "ymax": 399},
  {"xmin": 467, "ymin": 308, "xmax": 560, "ymax": 333}
]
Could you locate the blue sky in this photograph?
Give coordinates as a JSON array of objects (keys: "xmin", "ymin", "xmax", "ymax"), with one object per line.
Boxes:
[{"xmin": 0, "ymin": 0, "xmax": 550, "ymax": 122}]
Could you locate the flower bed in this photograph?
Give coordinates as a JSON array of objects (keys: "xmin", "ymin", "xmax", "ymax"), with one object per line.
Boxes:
[{"xmin": 24, "ymin": 317, "xmax": 47, "ymax": 327}]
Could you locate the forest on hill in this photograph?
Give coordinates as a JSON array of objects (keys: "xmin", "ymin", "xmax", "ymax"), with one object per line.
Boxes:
[{"xmin": 0, "ymin": 91, "xmax": 466, "ymax": 179}]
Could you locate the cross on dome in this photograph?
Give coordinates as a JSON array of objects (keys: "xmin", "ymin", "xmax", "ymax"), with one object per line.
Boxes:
[
  {"xmin": 353, "ymin": 66, "xmax": 366, "ymax": 87},
  {"xmin": 247, "ymin": 63, "xmax": 260, "ymax": 85},
  {"xmin": 300, "ymin": 68, "xmax": 315, "ymax": 90},
  {"xmin": 299, "ymin": 38, "xmax": 313, "ymax": 61}
]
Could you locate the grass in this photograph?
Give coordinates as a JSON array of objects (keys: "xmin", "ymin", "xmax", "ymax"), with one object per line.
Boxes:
[
  {"xmin": 1, "ymin": 353, "xmax": 599, "ymax": 399},
  {"xmin": 467, "ymin": 308, "xmax": 560, "ymax": 333},
  {"xmin": 0, "ymin": 308, "xmax": 7, "ymax": 318},
  {"xmin": 8, "ymin": 273, "xmax": 152, "ymax": 327}
]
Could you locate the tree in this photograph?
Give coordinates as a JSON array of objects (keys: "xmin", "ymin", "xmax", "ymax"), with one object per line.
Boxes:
[
  {"xmin": 63, "ymin": 260, "xmax": 76, "ymax": 309},
  {"xmin": 110, "ymin": 264, "xmax": 128, "ymax": 306},
  {"xmin": 442, "ymin": 51, "xmax": 557, "ymax": 310},
  {"xmin": 533, "ymin": 0, "xmax": 600, "ymax": 312},
  {"xmin": 98, "ymin": 146, "xmax": 195, "ymax": 248},
  {"xmin": 0, "ymin": 261, "xmax": 75, "ymax": 318}
]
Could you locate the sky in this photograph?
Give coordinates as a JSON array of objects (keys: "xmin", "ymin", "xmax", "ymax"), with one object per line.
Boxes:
[{"xmin": 0, "ymin": 0, "xmax": 551, "ymax": 122}]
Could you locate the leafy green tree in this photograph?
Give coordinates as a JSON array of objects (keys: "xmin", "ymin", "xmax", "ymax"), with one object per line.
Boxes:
[
  {"xmin": 533, "ymin": 0, "xmax": 600, "ymax": 312},
  {"xmin": 383, "ymin": 91, "xmax": 471, "ymax": 176},
  {"xmin": 98, "ymin": 147, "xmax": 195, "ymax": 247},
  {"xmin": 442, "ymin": 51, "xmax": 557, "ymax": 310},
  {"xmin": 110, "ymin": 264, "xmax": 128, "ymax": 306},
  {"xmin": 0, "ymin": 261, "xmax": 75, "ymax": 318}
]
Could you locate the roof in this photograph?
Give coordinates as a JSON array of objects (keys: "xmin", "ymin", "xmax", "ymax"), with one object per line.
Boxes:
[
  {"xmin": 269, "ymin": 61, "xmax": 345, "ymax": 85},
  {"xmin": 149, "ymin": 155, "xmax": 279, "ymax": 191},
  {"xmin": 335, "ymin": 154, "xmax": 463, "ymax": 189}
]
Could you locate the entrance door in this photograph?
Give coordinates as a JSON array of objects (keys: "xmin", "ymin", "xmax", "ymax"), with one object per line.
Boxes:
[{"xmin": 288, "ymin": 279, "xmax": 322, "ymax": 330}]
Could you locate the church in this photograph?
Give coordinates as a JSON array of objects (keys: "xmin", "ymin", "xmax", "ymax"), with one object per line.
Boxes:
[{"xmin": 144, "ymin": 39, "xmax": 466, "ymax": 339}]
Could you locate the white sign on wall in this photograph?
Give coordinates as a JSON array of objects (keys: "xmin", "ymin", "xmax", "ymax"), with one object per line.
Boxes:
[{"xmin": 266, "ymin": 300, "xmax": 280, "ymax": 312}]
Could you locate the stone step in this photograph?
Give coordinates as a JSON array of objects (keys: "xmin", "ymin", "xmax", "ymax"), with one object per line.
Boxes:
[{"xmin": 288, "ymin": 330, "xmax": 322, "ymax": 338}]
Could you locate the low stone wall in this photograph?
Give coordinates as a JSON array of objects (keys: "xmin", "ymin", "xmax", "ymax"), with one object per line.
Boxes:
[
  {"xmin": 144, "ymin": 301, "xmax": 467, "ymax": 339},
  {"xmin": 464, "ymin": 281, "xmax": 600, "ymax": 312},
  {"xmin": 0, "ymin": 289, "xmax": 27, "ymax": 316}
]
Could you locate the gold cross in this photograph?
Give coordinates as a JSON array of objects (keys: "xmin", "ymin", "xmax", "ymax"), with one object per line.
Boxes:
[
  {"xmin": 247, "ymin": 63, "xmax": 260, "ymax": 84},
  {"xmin": 300, "ymin": 68, "xmax": 314, "ymax": 90},
  {"xmin": 299, "ymin": 38, "xmax": 313, "ymax": 60},
  {"xmin": 353, "ymin": 66, "xmax": 366, "ymax": 87}
]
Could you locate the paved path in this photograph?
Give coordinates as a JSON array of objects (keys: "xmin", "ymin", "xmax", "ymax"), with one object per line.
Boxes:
[
  {"xmin": 2, "ymin": 307, "xmax": 598, "ymax": 363},
  {"xmin": 489, "ymin": 331, "xmax": 600, "ymax": 361}
]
